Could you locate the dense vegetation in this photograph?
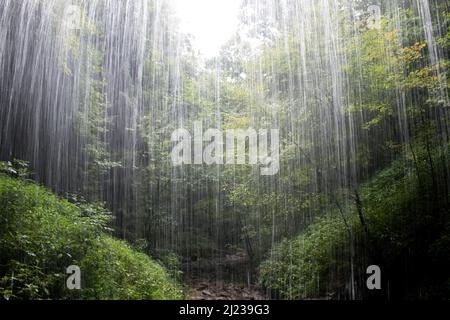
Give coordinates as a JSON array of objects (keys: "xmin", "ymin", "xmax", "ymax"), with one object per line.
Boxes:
[
  {"xmin": 0, "ymin": 0, "xmax": 449, "ymax": 300},
  {"xmin": 260, "ymin": 145, "xmax": 450, "ymax": 299},
  {"xmin": 0, "ymin": 163, "xmax": 182, "ymax": 300},
  {"xmin": 255, "ymin": 1, "xmax": 450, "ymax": 299}
]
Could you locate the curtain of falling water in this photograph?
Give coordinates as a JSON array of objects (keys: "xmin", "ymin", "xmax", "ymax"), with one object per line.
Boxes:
[
  {"xmin": 0, "ymin": 0, "xmax": 183, "ymax": 241},
  {"xmin": 250, "ymin": 0, "xmax": 447, "ymax": 298},
  {"xmin": 0, "ymin": 0, "xmax": 448, "ymax": 298}
]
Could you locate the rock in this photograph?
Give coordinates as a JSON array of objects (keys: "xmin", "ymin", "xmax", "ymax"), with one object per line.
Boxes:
[
  {"xmin": 197, "ymin": 283, "xmax": 209, "ymax": 290},
  {"xmin": 202, "ymin": 290, "xmax": 213, "ymax": 296}
]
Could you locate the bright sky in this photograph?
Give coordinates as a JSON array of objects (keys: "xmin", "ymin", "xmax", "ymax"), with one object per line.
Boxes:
[{"xmin": 171, "ymin": 0, "xmax": 241, "ymax": 57}]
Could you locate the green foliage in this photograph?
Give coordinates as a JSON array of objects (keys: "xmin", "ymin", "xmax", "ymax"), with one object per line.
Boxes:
[
  {"xmin": 0, "ymin": 160, "xmax": 30, "ymax": 178},
  {"xmin": 0, "ymin": 174, "xmax": 182, "ymax": 300},
  {"xmin": 2, "ymin": 0, "xmax": 448, "ymax": 300},
  {"xmin": 80, "ymin": 238, "xmax": 182, "ymax": 300},
  {"xmin": 260, "ymin": 216, "xmax": 347, "ymax": 299},
  {"xmin": 260, "ymin": 147, "xmax": 450, "ymax": 299}
]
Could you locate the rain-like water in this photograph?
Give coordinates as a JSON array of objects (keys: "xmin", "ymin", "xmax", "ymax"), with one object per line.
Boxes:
[{"xmin": 0, "ymin": 0, "xmax": 448, "ymax": 299}]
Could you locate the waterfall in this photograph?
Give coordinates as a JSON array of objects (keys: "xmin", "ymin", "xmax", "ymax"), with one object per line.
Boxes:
[{"xmin": 0, "ymin": 0, "xmax": 448, "ymax": 299}]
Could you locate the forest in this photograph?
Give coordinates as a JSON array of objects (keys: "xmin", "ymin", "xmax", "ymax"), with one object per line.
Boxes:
[{"xmin": 0, "ymin": 0, "xmax": 449, "ymax": 300}]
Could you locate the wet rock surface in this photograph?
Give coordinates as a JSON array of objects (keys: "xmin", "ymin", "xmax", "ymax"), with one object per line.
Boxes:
[{"xmin": 187, "ymin": 278, "xmax": 266, "ymax": 300}]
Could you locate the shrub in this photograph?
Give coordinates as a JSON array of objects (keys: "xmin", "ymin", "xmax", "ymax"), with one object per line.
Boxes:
[
  {"xmin": 0, "ymin": 173, "xmax": 182, "ymax": 300},
  {"xmin": 260, "ymin": 153, "xmax": 450, "ymax": 300}
]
